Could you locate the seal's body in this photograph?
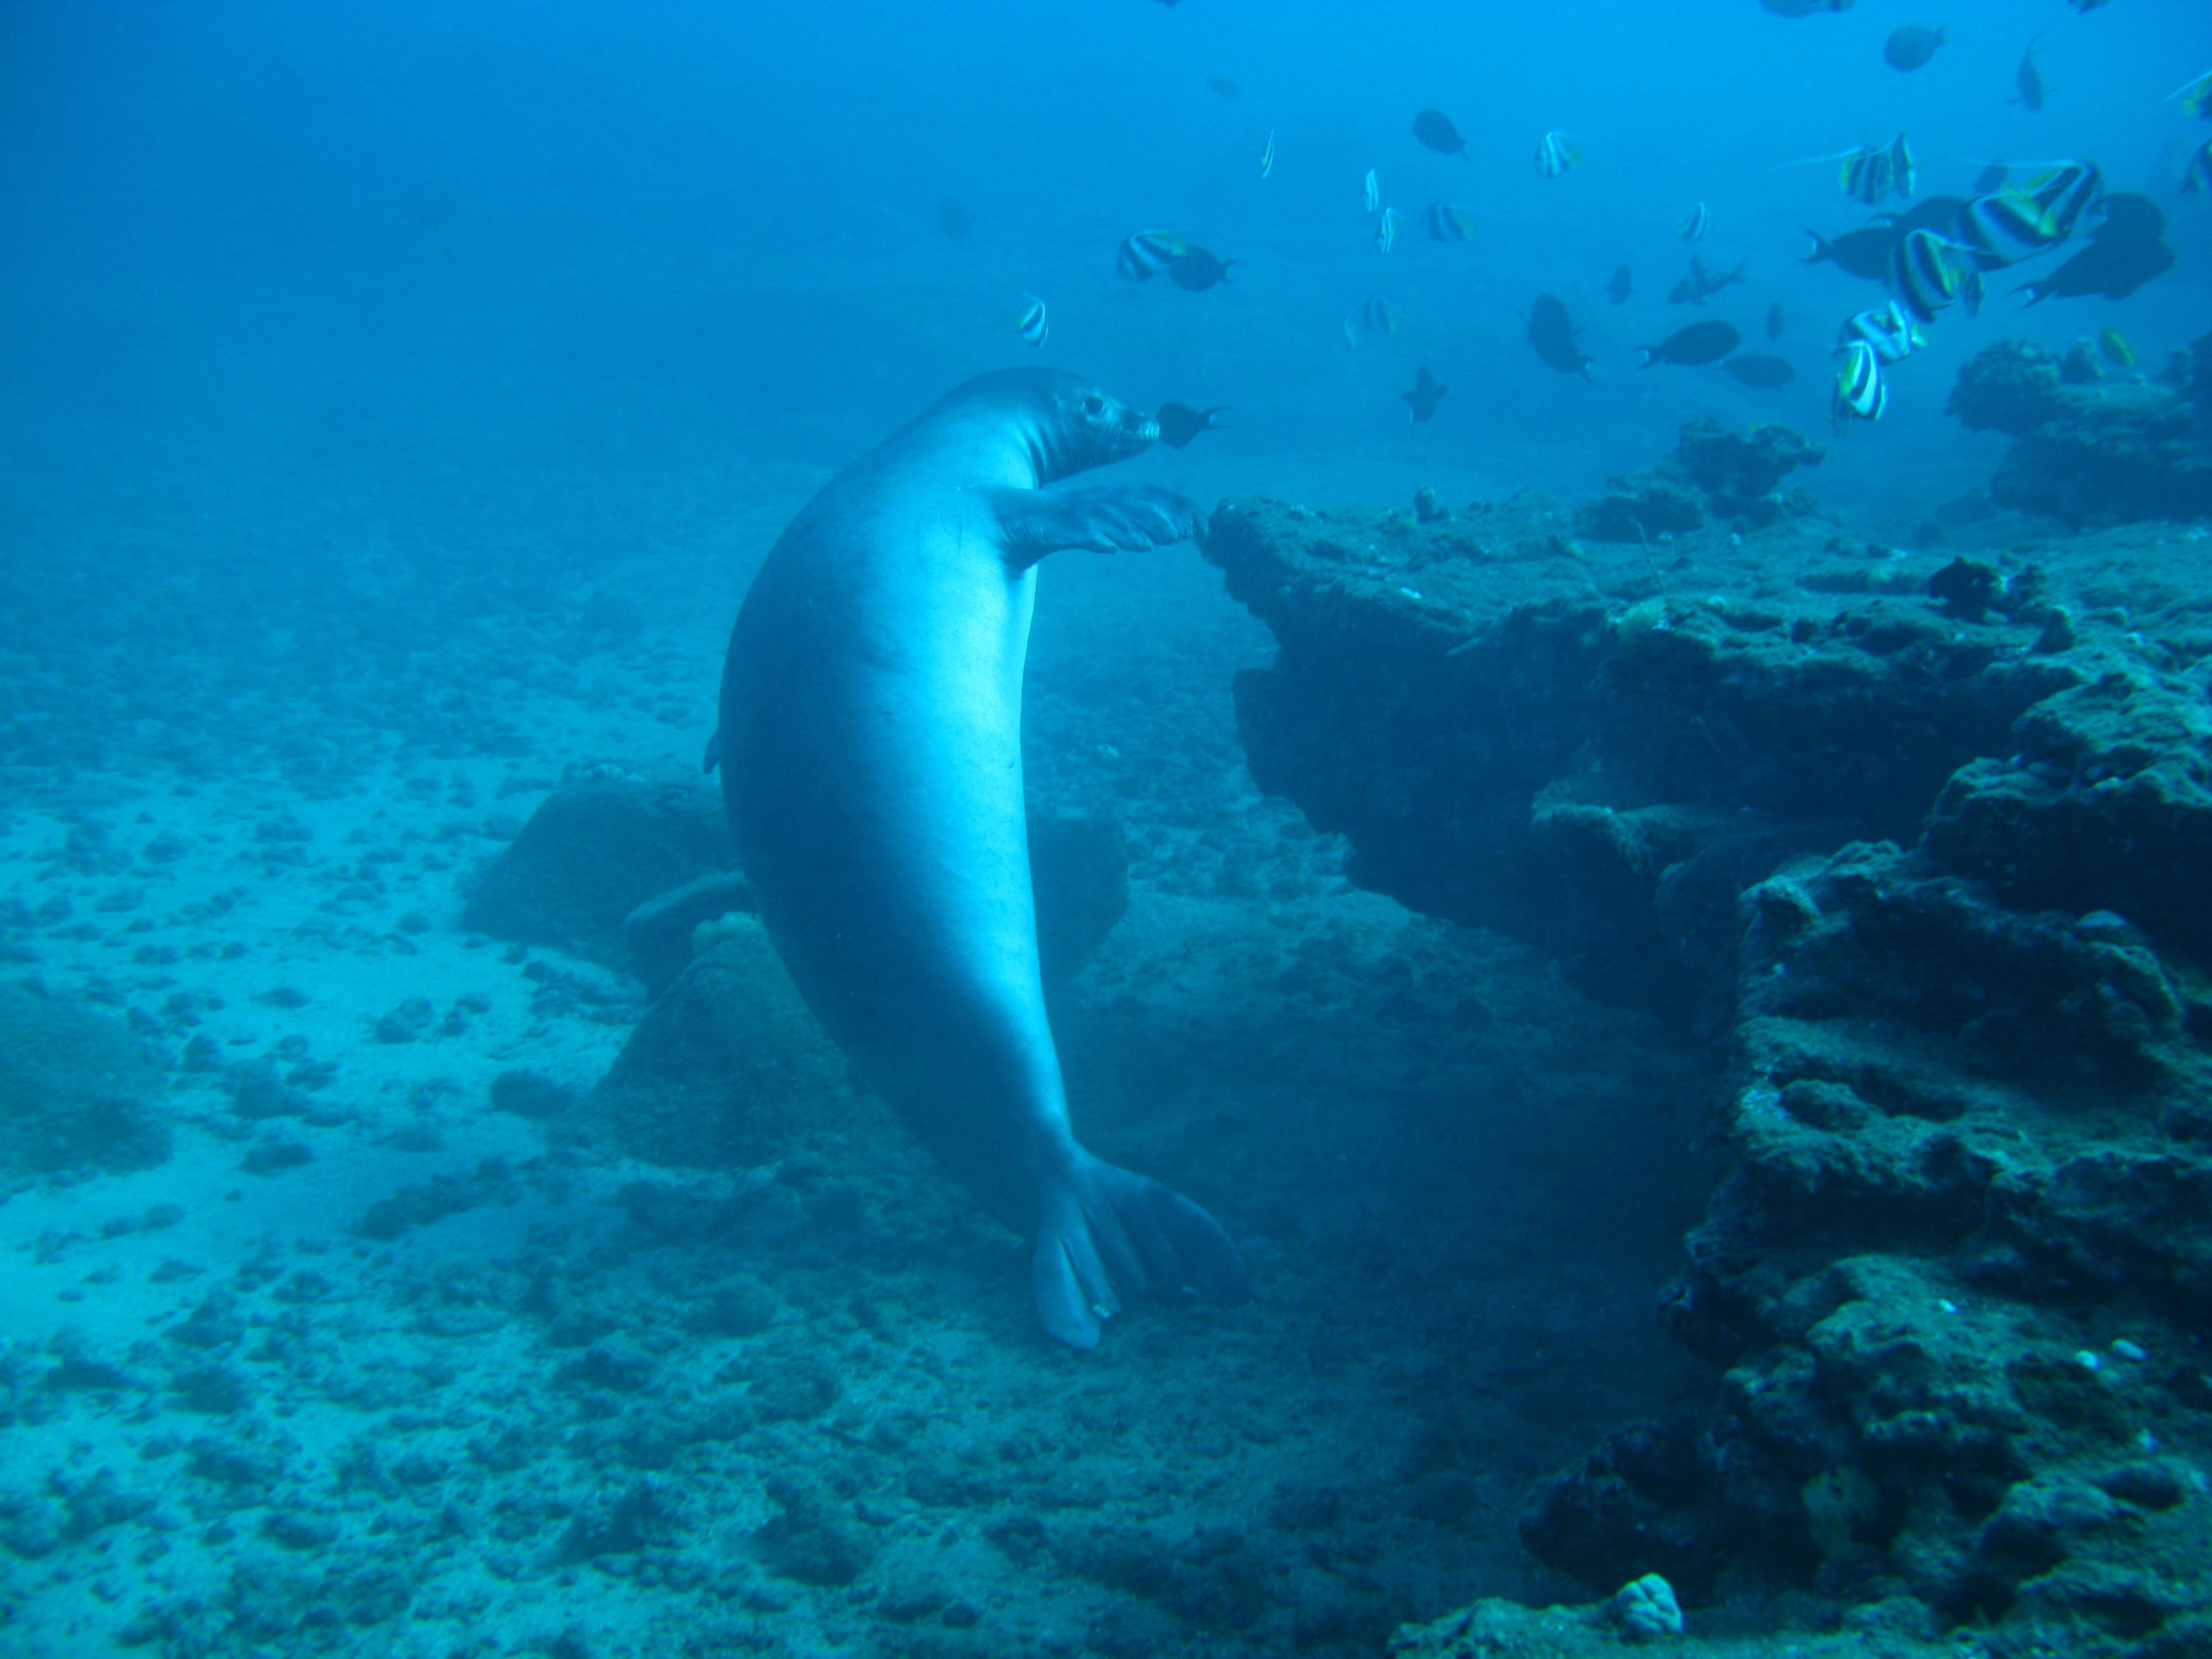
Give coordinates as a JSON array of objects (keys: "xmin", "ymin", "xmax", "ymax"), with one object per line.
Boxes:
[{"xmin": 714, "ymin": 369, "xmax": 1248, "ymax": 1347}]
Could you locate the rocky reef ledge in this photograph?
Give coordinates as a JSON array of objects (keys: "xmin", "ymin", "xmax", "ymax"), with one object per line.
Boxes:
[{"xmin": 1203, "ymin": 431, "xmax": 2212, "ymax": 1656}]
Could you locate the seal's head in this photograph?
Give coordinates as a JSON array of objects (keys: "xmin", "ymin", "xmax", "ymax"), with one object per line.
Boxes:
[{"xmin": 944, "ymin": 368, "xmax": 1157, "ymax": 483}]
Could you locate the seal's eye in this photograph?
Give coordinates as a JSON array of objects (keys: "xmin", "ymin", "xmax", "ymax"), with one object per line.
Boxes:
[{"xmin": 1081, "ymin": 394, "xmax": 1106, "ymax": 417}]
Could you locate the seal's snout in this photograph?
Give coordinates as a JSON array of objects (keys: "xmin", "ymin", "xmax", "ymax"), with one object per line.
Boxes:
[{"xmin": 1128, "ymin": 411, "xmax": 1161, "ymax": 444}]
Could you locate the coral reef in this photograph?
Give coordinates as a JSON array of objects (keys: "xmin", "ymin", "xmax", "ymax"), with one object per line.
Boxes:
[
  {"xmin": 1205, "ymin": 448, "xmax": 2212, "ymax": 1654},
  {"xmin": 0, "ymin": 981, "xmax": 170, "ymax": 1180},
  {"xmin": 1948, "ymin": 334, "xmax": 2212, "ymax": 526},
  {"xmin": 1579, "ymin": 420, "xmax": 1826, "ymax": 543}
]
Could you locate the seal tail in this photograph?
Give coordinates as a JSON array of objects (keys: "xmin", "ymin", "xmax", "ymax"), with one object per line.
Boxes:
[{"xmin": 1031, "ymin": 1152, "xmax": 1250, "ymax": 1350}]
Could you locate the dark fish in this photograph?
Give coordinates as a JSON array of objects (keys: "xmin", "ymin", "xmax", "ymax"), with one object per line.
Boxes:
[
  {"xmin": 1725, "ymin": 354, "xmax": 1797, "ymax": 388},
  {"xmin": 1606, "ymin": 264, "xmax": 1635, "ymax": 304},
  {"xmin": 1883, "ymin": 194, "xmax": 1969, "ymax": 236},
  {"xmin": 936, "ymin": 196, "xmax": 975, "ymax": 240},
  {"xmin": 2067, "ymin": 0, "xmax": 2108, "ymax": 10},
  {"xmin": 1766, "ymin": 302, "xmax": 1786, "ymax": 339},
  {"xmin": 1413, "ymin": 108, "xmax": 1470, "ymax": 158},
  {"xmin": 2014, "ymin": 36, "xmax": 2046, "ymax": 111},
  {"xmin": 1885, "ymin": 25, "xmax": 1947, "ymax": 72},
  {"xmin": 1640, "ymin": 319, "xmax": 1741, "ymax": 367},
  {"xmin": 1973, "ymin": 161, "xmax": 2011, "ymax": 194},
  {"xmin": 1761, "ymin": 0, "xmax": 1855, "ymax": 13},
  {"xmin": 1168, "ymin": 246, "xmax": 1237, "ymax": 291},
  {"xmin": 1802, "ymin": 222, "xmax": 1901, "ymax": 280},
  {"xmin": 1155, "ymin": 402, "xmax": 1228, "ymax": 447},
  {"xmin": 2091, "ymin": 192, "xmax": 2165, "ymax": 244},
  {"xmin": 2017, "ymin": 235, "xmax": 2176, "ymax": 305},
  {"xmin": 1207, "ymin": 74, "xmax": 1241, "ymax": 99},
  {"xmin": 1668, "ymin": 254, "xmax": 1747, "ymax": 305},
  {"xmin": 2188, "ymin": 139, "xmax": 2212, "ymax": 196},
  {"xmin": 1528, "ymin": 293, "xmax": 1595, "ymax": 378},
  {"xmin": 1402, "ymin": 366, "xmax": 1448, "ymax": 422}
]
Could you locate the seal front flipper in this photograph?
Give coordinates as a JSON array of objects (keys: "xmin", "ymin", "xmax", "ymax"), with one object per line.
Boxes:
[
  {"xmin": 1031, "ymin": 1151, "xmax": 1251, "ymax": 1350},
  {"xmin": 987, "ymin": 484, "xmax": 1205, "ymax": 571}
]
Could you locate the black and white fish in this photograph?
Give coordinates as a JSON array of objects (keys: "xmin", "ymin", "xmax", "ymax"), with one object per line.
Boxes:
[
  {"xmin": 1833, "ymin": 339, "xmax": 1888, "ymax": 420},
  {"xmin": 1422, "ymin": 202, "xmax": 1477, "ymax": 242},
  {"xmin": 1842, "ymin": 144, "xmax": 1894, "ymax": 204},
  {"xmin": 1259, "ymin": 131, "xmax": 1276, "ymax": 178},
  {"xmin": 1838, "ymin": 299, "xmax": 1924, "ymax": 363},
  {"xmin": 1374, "ymin": 207, "xmax": 1399, "ymax": 254},
  {"xmin": 1892, "ymin": 227, "xmax": 1975, "ymax": 323},
  {"xmin": 1535, "ymin": 131, "xmax": 1582, "ymax": 178},
  {"xmin": 1891, "ymin": 132, "xmax": 1919, "ymax": 197},
  {"xmin": 1116, "ymin": 229, "xmax": 1186, "ymax": 281},
  {"xmin": 2187, "ymin": 138, "xmax": 2212, "ymax": 195},
  {"xmin": 1363, "ymin": 168, "xmax": 1380, "ymax": 214},
  {"xmin": 1679, "ymin": 201, "xmax": 1709, "ymax": 241},
  {"xmin": 1402, "ymin": 365, "xmax": 1447, "ymax": 422},
  {"xmin": 1344, "ymin": 293, "xmax": 1403, "ymax": 344},
  {"xmin": 1017, "ymin": 295, "xmax": 1048, "ymax": 347}
]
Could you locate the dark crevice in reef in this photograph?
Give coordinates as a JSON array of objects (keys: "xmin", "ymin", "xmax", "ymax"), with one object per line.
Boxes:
[{"xmin": 1203, "ymin": 374, "xmax": 2212, "ymax": 1655}]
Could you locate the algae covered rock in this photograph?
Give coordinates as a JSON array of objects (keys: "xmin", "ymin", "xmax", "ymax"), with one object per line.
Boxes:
[
  {"xmin": 1578, "ymin": 420, "xmax": 1824, "ymax": 542},
  {"xmin": 0, "ymin": 982, "xmax": 169, "ymax": 1178}
]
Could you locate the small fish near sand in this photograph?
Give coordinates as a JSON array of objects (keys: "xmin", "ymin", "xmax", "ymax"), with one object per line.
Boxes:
[
  {"xmin": 1422, "ymin": 202, "xmax": 1477, "ymax": 242},
  {"xmin": 2098, "ymin": 327, "xmax": 2136, "ymax": 369},
  {"xmin": 1535, "ymin": 131, "xmax": 1582, "ymax": 178},
  {"xmin": 1413, "ymin": 108, "xmax": 1470, "ymax": 158},
  {"xmin": 1016, "ymin": 295, "xmax": 1048, "ymax": 347},
  {"xmin": 1640, "ymin": 319, "xmax": 1742, "ymax": 367},
  {"xmin": 1607, "ymin": 264, "xmax": 1635, "ymax": 305},
  {"xmin": 1169, "ymin": 246, "xmax": 1238, "ymax": 291},
  {"xmin": 1402, "ymin": 366, "xmax": 1447, "ymax": 422},
  {"xmin": 1155, "ymin": 402, "xmax": 1228, "ymax": 448},
  {"xmin": 1885, "ymin": 25, "xmax": 1947, "ymax": 72},
  {"xmin": 1528, "ymin": 293, "xmax": 1595, "ymax": 378},
  {"xmin": 1725, "ymin": 354, "xmax": 1797, "ymax": 389}
]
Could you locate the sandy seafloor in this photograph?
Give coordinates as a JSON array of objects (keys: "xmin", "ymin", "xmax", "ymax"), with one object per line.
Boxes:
[{"xmin": 1, "ymin": 426, "xmax": 1782, "ymax": 1659}]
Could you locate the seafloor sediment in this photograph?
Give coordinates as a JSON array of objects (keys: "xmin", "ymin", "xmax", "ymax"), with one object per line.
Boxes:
[{"xmin": 1203, "ymin": 396, "xmax": 2212, "ymax": 1655}]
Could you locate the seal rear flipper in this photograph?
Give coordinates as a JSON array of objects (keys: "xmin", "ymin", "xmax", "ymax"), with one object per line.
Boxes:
[
  {"xmin": 1030, "ymin": 1154, "xmax": 1251, "ymax": 1350},
  {"xmin": 987, "ymin": 484, "xmax": 1205, "ymax": 571}
]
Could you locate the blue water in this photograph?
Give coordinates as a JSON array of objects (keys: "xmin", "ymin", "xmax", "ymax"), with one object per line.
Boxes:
[{"xmin": 2, "ymin": 4, "xmax": 2211, "ymax": 1655}]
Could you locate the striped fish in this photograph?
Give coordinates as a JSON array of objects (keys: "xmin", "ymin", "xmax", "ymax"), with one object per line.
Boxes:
[
  {"xmin": 1890, "ymin": 132, "xmax": 1919, "ymax": 197},
  {"xmin": 1259, "ymin": 131, "xmax": 1276, "ymax": 179},
  {"xmin": 1678, "ymin": 201, "xmax": 1709, "ymax": 242},
  {"xmin": 1116, "ymin": 229, "xmax": 1186, "ymax": 281},
  {"xmin": 1363, "ymin": 168, "xmax": 1380, "ymax": 214},
  {"xmin": 1374, "ymin": 206, "xmax": 1399, "ymax": 254},
  {"xmin": 1422, "ymin": 202, "xmax": 1476, "ymax": 242},
  {"xmin": 1017, "ymin": 294, "xmax": 1048, "ymax": 347},
  {"xmin": 1841, "ymin": 145, "xmax": 1893, "ymax": 205},
  {"xmin": 1955, "ymin": 189, "xmax": 2064, "ymax": 271},
  {"xmin": 1342, "ymin": 293, "xmax": 1403, "ymax": 346},
  {"xmin": 2023, "ymin": 161, "xmax": 2102, "ymax": 238},
  {"xmin": 1534, "ymin": 131, "xmax": 1581, "ymax": 178},
  {"xmin": 2172, "ymin": 69, "xmax": 2212, "ymax": 119},
  {"xmin": 1837, "ymin": 299, "xmax": 1924, "ymax": 364},
  {"xmin": 1892, "ymin": 227, "xmax": 1972, "ymax": 323},
  {"xmin": 2186, "ymin": 138, "xmax": 2212, "ymax": 195},
  {"xmin": 1833, "ymin": 340, "xmax": 1888, "ymax": 422}
]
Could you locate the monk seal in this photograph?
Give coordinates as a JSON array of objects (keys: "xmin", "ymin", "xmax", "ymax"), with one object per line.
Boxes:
[{"xmin": 712, "ymin": 367, "xmax": 1250, "ymax": 1348}]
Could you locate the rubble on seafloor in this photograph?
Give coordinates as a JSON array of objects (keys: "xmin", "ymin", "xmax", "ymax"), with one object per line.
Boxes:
[{"xmin": 1203, "ymin": 412, "xmax": 2212, "ymax": 1655}]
